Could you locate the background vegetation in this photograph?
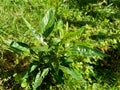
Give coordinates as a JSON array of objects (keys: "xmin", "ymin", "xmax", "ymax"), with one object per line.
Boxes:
[{"xmin": 0, "ymin": 0, "xmax": 120, "ymax": 90}]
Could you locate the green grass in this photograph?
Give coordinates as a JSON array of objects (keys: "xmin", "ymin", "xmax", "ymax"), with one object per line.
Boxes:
[{"xmin": 0, "ymin": 0, "xmax": 120, "ymax": 90}]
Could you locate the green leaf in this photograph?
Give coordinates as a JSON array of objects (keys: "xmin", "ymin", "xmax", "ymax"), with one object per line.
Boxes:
[
  {"xmin": 32, "ymin": 68, "xmax": 49, "ymax": 90},
  {"xmin": 28, "ymin": 61, "xmax": 39, "ymax": 73},
  {"xmin": 71, "ymin": 45, "xmax": 107, "ymax": 57},
  {"xmin": 62, "ymin": 27, "xmax": 84, "ymax": 42},
  {"xmin": 57, "ymin": 19, "xmax": 64, "ymax": 30},
  {"xmin": 50, "ymin": 38, "xmax": 61, "ymax": 45},
  {"xmin": 22, "ymin": 17, "xmax": 47, "ymax": 45},
  {"xmin": 31, "ymin": 45, "xmax": 50, "ymax": 52},
  {"xmin": 40, "ymin": 8, "xmax": 55, "ymax": 38},
  {"xmin": 57, "ymin": 19, "xmax": 64, "ymax": 39},
  {"xmin": 4, "ymin": 40, "xmax": 30, "ymax": 54},
  {"xmin": 21, "ymin": 79, "xmax": 27, "ymax": 88},
  {"xmin": 60, "ymin": 66, "xmax": 83, "ymax": 80},
  {"xmin": 43, "ymin": 24, "xmax": 54, "ymax": 38},
  {"xmin": 22, "ymin": 17, "xmax": 34, "ymax": 31},
  {"xmin": 52, "ymin": 73, "xmax": 64, "ymax": 84}
]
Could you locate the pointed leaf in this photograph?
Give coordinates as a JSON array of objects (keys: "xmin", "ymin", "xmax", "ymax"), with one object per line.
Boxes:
[
  {"xmin": 40, "ymin": 8, "xmax": 55, "ymax": 37},
  {"xmin": 57, "ymin": 19, "xmax": 64, "ymax": 39},
  {"xmin": 22, "ymin": 17, "xmax": 47, "ymax": 45},
  {"xmin": 32, "ymin": 68, "xmax": 49, "ymax": 90},
  {"xmin": 4, "ymin": 40, "xmax": 30, "ymax": 54},
  {"xmin": 22, "ymin": 17, "xmax": 34, "ymax": 31},
  {"xmin": 71, "ymin": 45, "xmax": 107, "ymax": 57},
  {"xmin": 60, "ymin": 66, "xmax": 83, "ymax": 80}
]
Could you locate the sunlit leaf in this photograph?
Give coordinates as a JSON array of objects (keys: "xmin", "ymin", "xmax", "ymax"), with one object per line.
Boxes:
[
  {"xmin": 22, "ymin": 17, "xmax": 34, "ymax": 31},
  {"xmin": 32, "ymin": 68, "xmax": 49, "ymax": 90},
  {"xmin": 50, "ymin": 38, "xmax": 61, "ymax": 45},
  {"xmin": 57, "ymin": 19, "xmax": 64, "ymax": 39},
  {"xmin": 21, "ymin": 79, "xmax": 27, "ymax": 88},
  {"xmin": 40, "ymin": 8, "xmax": 55, "ymax": 38},
  {"xmin": 60, "ymin": 66, "xmax": 83, "ymax": 80},
  {"xmin": 22, "ymin": 17, "xmax": 47, "ymax": 45},
  {"xmin": 71, "ymin": 45, "xmax": 107, "ymax": 57},
  {"xmin": 4, "ymin": 40, "xmax": 30, "ymax": 54}
]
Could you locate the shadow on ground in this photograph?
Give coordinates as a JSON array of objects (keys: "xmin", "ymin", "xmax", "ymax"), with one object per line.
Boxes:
[
  {"xmin": 93, "ymin": 43, "xmax": 120, "ymax": 86},
  {"xmin": 0, "ymin": 50, "xmax": 29, "ymax": 89}
]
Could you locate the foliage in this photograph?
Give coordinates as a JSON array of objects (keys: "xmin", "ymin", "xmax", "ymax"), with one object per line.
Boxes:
[{"xmin": 0, "ymin": 0, "xmax": 120, "ymax": 90}]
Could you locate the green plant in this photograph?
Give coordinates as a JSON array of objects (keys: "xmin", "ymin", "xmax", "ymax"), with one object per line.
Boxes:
[
  {"xmin": 2, "ymin": 7, "xmax": 107, "ymax": 90},
  {"xmin": 1, "ymin": 0, "xmax": 120, "ymax": 89}
]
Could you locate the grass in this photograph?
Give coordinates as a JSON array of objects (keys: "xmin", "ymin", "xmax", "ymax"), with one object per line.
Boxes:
[{"xmin": 0, "ymin": 0, "xmax": 120, "ymax": 89}]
